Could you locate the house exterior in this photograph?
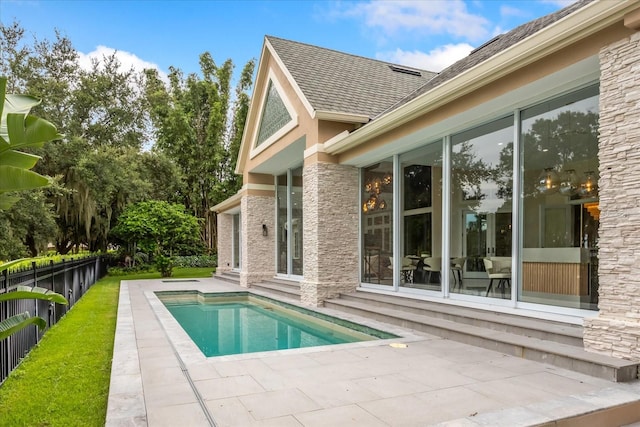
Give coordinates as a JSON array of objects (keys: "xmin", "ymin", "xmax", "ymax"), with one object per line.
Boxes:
[{"xmin": 214, "ymin": 0, "xmax": 640, "ymax": 363}]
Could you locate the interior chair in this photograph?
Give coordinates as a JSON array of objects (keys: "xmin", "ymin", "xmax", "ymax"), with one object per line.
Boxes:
[
  {"xmin": 422, "ymin": 257, "xmax": 442, "ymax": 284},
  {"xmin": 483, "ymin": 258, "xmax": 511, "ymax": 297},
  {"xmin": 401, "ymin": 256, "xmax": 416, "ymax": 284},
  {"xmin": 451, "ymin": 257, "xmax": 466, "ymax": 289},
  {"xmin": 387, "ymin": 256, "xmax": 417, "ymax": 284}
]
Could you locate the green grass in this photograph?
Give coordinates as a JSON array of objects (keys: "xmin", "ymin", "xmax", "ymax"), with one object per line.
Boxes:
[{"xmin": 0, "ymin": 267, "xmax": 214, "ymax": 427}]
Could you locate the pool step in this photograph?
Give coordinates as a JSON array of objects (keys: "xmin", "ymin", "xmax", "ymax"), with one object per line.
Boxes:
[
  {"xmin": 324, "ymin": 291, "xmax": 639, "ymax": 382},
  {"xmin": 251, "ymin": 278, "xmax": 301, "ymax": 301}
]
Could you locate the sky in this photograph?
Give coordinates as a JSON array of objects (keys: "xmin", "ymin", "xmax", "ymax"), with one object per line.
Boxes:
[{"xmin": 1, "ymin": 0, "xmax": 574, "ymax": 81}]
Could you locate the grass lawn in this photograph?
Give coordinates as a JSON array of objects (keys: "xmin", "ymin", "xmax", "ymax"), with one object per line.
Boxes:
[{"xmin": 0, "ymin": 267, "xmax": 214, "ymax": 426}]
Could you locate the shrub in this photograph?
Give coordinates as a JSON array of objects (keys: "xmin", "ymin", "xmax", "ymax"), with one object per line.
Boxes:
[{"xmin": 173, "ymin": 255, "xmax": 217, "ymax": 268}]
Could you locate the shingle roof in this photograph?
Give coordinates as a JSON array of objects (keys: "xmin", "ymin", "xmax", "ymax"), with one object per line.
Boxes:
[
  {"xmin": 266, "ymin": 36, "xmax": 437, "ymax": 120},
  {"xmin": 377, "ymin": 0, "xmax": 592, "ymax": 118}
]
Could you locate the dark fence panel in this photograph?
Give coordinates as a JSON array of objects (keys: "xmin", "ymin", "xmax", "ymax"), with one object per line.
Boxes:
[{"xmin": 0, "ymin": 256, "xmax": 109, "ymax": 384}]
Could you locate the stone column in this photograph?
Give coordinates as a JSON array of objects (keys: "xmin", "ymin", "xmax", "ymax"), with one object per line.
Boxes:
[
  {"xmin": 216, "ymin": 213, "xmax": 233, "ymax": 275},
  {"xmin": 300, "ymin": 162, "xmax": 360, "ymax": 306},
  {"xmin": 583, "ymin": 31, "xmax": 640, "ymax": 363},
  {"xmin": 240, "ymin": 193, "xmax": 275, "ymax": 287}
]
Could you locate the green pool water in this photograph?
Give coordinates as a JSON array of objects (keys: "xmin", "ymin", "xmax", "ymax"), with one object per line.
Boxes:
[{"xmin": 157, "ymin": 292, "xmax": 396, "ymax": 357}]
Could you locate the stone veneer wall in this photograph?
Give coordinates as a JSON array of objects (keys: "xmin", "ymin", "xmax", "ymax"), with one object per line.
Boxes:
[
  {"xmin": 240, "ymin": 194, "xmax": 275, "ymax": 287},
  {"xmin": 584, "ymin": 31, "xmax": 640, "ymax": 363},
  {"xmin": 300, "ymin": 162, "xmax": 360, "ymax": 306},
  {"xmin": 216, "ymin": 213, "xmax": 233, "ymax": 275}
]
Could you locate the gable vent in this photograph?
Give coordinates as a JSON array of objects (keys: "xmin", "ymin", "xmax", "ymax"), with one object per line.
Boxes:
[{"xmin": 388, "ymin": 65, "xmax": 422, "ymax": 77}]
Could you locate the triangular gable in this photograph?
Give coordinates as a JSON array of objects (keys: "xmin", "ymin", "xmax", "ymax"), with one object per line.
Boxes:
[
  {"xmin": 236, "ymin": 38, "xmax": 314, "ymax": 175},
  {"xmin": 252, "ymin": 72, "xmax": 296, "ymax": 151}
]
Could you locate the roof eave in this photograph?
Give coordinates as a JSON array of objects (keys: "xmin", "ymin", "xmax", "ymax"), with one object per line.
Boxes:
[
  {"xmin": 325, "ymin": 0, "xmax": 636, "ymax": 155},
  {"xmin": 211, "ymin": 191, "xmax": 242, "ymax": 213},
  {"xmin": 314, "ymin": 110, "xmax": 370, "ymax": 123}
]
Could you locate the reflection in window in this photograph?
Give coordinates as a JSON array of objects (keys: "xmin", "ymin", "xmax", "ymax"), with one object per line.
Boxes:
[
  {"xmin": 520, "ymin": 85, "xmax": 599, "ymax": 309},
  {"xmin": 361, "ymin": 160, "xmax": 393, "ymax": 286},
  {"xmin": 450, "ymin": 116, "xmax": 514, "ymax": 299},
  {"xmin": 400, "ymin": 143, "xmax": 442, "ymax": 290}
]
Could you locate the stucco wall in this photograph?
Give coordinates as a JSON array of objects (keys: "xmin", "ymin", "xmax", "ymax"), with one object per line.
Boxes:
[
  {"xmin": 216, "ymin": 213, "xmax": 233, "ymax": 275},
  {"xmin": 584, "ymin": 31, "xmax": 640, "ymax": 363},
  {"xmin": 300, "ymin": 162, "xmax": 360, "ymax": 306},
  {"xmin": 240, "ymin": 194, "xmax": 275, "ymax": 287}
]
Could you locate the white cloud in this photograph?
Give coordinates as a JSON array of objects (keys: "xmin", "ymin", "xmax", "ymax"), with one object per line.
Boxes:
[
  {"xmin": 337, "ymin": 0, "xmax": 490, "ymax": 42},
  {"xmin": 77, "ymin": 45, "xmax": 167, "ymax": 81},
  {"xmin": 377, "ymin": 43, "xmax": 474, "ymax": 72},
  {"xmin": 500, "ymin": 5, "xmax": 528, "ymax": 19}
]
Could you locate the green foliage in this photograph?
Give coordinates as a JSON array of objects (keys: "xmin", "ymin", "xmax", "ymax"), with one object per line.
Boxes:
[
  {"xmin": 106, "ymin": 263, "xmax": 153, "ymax": 276},
  {"xmin": 0, "ymin": 285, "xmax": 68, "ymax": 340},
  {"xmin": 144, "ymin": 56, "xmax": 255, "ymax": 252},
  {"xmin": 0, "ymin": 76, "xmax": 61, "ymax": 210},
  {"xmin": 154, "ymin": 253, "xmax": 173, "ymax": 277},
  {"xmin": 173, "ymin": 254, "xmax": 217, "ymax": 268},
  {"xmin": 0, "ymin": 252, "xmax": 98, "ymax": 272},
  {"xmin": 111, "ymin": 200, "xmax": 201, "ymax": 257}
]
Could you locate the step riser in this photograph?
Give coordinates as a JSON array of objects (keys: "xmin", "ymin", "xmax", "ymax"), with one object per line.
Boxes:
[
  {"xmin": 251, "ymin": 284, "xmax": 300, "ymax": 300},
  {"xmin": 338, "ymin": 294, "xmax": 582, "ymax": 347},
  {"xmin": 216, "ymin": 276, "xmax": 240, "ymax": 285},
  {"xmin": 324, "ymin": 300, "xmax": 632, "ymax": 382}
]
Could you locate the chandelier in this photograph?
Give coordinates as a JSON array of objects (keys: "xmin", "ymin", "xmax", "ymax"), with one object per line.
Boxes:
[
  {"xmin": 537, "ymin": 167, "xmax": 598, "ymax": 198},
  {"xmin": 362, "ymin": 173, "xmax": 392, "ymax": 213}
]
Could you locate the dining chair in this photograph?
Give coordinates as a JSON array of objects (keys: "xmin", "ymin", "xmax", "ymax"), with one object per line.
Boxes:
[{"xmin": 483, "ymin": 258, "xmax": 511, "ymax": 296}]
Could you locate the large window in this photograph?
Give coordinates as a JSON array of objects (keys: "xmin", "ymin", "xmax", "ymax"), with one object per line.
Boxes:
[
  {"xmin": 400, "ymin": 144, "xmax": 443, "ymax": 291},
  {"xmin": 450, "ymin": 117, "xmax": 514, "ymax": 299},
  {"xmin": 520, "ymin": 85, "xmax": 599, "ymax": 309},
  {"xmin": 359, "ymin": 83, "xmax": 599, "ymax": 313},
  {"xmin": 233, "ymin": 214, "xmax": 240, "ymax": 269},
  {"xmin": 361, "ymin": 160, "xmax": 393, "ymax": 286},
  {"xmin": 276, "ymin": 167, "xmax": 304, "ymax": 277}
]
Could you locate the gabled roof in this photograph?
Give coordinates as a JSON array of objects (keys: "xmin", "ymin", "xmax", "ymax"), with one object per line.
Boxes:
[
  {"xmin": 266, "ymin": 36, "xmax": 437, "ymax": 120},
  {"xmin": 378, "ymin": 0, "xmax": 591, "ymax": 118}
]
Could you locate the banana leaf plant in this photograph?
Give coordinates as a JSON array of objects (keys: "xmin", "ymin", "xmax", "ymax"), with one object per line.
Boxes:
[
  {"xmin": 0, "ymin": 285, "xmax": 68, "ymax": 341},
  {"xmin": 0, "ymin": 76, "xmax": 62, "ymax": 209}
]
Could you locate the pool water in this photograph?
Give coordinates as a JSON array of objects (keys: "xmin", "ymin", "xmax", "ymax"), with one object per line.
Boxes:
[{"xmin": 158, "ymin": 292, "xmax": 395, "ymax": 357}]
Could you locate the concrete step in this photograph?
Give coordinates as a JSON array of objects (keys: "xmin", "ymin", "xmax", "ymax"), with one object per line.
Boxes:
[
  {"xmin": 324, "ymin": 295, "xmax": 639, "ymax": 382},
  {"xmin": 215, "ymin": 271, "xmax": 240, "ymax": 285},
  {"xmin": 251, "ymin": 278, "xmax": 300, "ymax": 300},
  {"xmin": 338, "ymin": 291, "xmax": 583, "ymax": 347}
]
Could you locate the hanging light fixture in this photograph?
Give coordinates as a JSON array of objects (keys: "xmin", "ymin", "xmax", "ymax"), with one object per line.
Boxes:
[
  {"xmin": 579, "ymin": 170, "xmax": 598, "ymax": 198},
  {"xmin": 536, "ymin": 167, "xmax": 559, "ymax": 194},
  {"xmin": 558, "ymin": 169, "xmax": 579, "ymax": 196},
  {"xmin": 362, "ymin": 172, "xmax": 392, "ymax": 212}
]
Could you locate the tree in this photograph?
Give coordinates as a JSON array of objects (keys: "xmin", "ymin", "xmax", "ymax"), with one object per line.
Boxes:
[
  {"xmin": 144, "ymin": 56, "xmax": 255, "ymax": 253},
  {"xmin": 111, "ymin": 201, "xmax": 202, "ymax": 275}
]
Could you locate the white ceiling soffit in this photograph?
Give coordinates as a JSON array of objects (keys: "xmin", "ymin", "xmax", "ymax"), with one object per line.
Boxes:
[{"xmin": 249, "ymin": 136, "xmax": 306, "ymax": 175}]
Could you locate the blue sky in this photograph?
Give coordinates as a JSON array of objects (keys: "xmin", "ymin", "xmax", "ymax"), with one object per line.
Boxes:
[{"xmin": 2, "ymin": 0, "xmax": 573, "ymax": 78}]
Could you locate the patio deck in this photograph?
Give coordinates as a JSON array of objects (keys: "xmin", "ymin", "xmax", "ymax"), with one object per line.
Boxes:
[{"xmin": 106, "ymin": 277, "xmax": 640, "ymax": 427}]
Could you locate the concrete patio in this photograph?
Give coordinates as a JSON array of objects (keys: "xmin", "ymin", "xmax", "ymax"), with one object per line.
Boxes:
[{"xmin": 106, "ymin": 277, "xmax": 640, "ymax": 426}]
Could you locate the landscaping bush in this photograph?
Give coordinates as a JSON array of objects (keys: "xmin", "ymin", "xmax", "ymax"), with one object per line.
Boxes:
[{"xmin": 173, "ymin": 255, "xmax": 217, "ymax": 268}]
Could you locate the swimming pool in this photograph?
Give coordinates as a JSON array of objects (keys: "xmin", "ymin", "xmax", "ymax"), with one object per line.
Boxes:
[{"xmin": 156, "ymin": 291, "xmax": 397, "ymax": 357}]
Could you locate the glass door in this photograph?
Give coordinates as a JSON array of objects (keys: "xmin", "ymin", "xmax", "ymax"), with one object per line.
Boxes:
[{"xmin": 463, "ymin": 211, "xmax": 512, "ymax": 277}]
